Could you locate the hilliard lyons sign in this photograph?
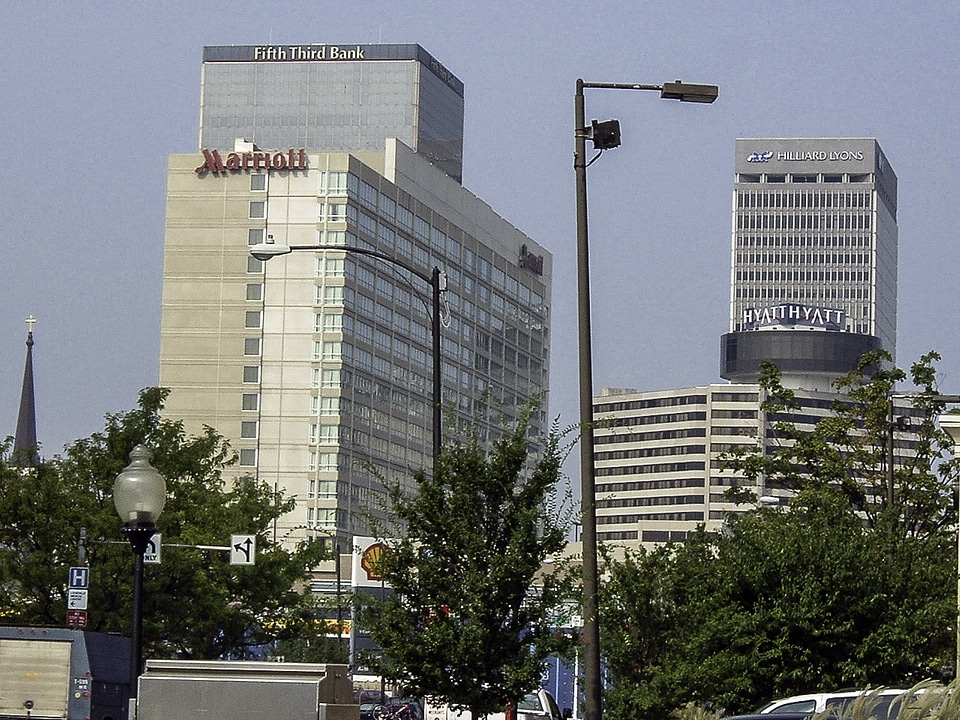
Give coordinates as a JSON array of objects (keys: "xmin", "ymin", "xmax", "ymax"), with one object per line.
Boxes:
[
  {"xmin": 747, "ymin": 149, "xmax": 865, "ymax": 163},
  {"xmin": 743, "ymin": 303, "xmax": 845, "ymax": 331},
  {"xmin": 196, "ymin": 148, "xmax": 308, "ymax": 176}
]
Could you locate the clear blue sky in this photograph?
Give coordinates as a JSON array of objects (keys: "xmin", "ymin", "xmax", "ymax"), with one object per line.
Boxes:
[{"xmin": 3, "ymin": 1, "xmax": 959, "ymax": 458}]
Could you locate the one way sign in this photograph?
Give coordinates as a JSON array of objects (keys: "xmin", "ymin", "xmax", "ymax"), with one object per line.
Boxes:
[
  {"xmin": 230, "ymin": 535, "xmax": 256, "ymax": 565},
  {"xmin": 144, "ymin": 533, "xmax": 161, "ymax": 564}
]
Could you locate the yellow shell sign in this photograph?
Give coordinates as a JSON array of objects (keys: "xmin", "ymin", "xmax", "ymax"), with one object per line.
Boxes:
[{"xmin": 361, "ymin": 542, "xmax": 388, "ymax": 581}]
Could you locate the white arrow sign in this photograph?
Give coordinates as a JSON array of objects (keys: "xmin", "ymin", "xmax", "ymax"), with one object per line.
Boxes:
[
  {"xmin": 144, "ymin": 533, "xmax": 162, "ymax": 564},
  {"xmin": 67, "ymin": 589, "xmax": 88, "ymax": 610},
  {"xmin": 230, "ymin": 535, "xmax": 256, "ymax": 565}
]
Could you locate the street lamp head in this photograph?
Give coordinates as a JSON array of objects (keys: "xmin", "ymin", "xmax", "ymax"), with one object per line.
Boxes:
[
  {"xmin": 250, "ymin": 242, "xmax": 293, "ymax": 261},
  {"xmin": 590, "ymin": 119, "xmax": 622, "ymax": 150},
  {"xmin": 660, "ymin": 80, "xmax": 719, "ymax": 103},
  {"xmin": 113, "ymin": 444, "xmax": 166, "ymax": 525}
]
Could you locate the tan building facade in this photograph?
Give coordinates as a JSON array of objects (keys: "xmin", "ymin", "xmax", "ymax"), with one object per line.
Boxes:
[{"xmin": 159, "ymin": 139, "xmax": 552, "ymax": 547}]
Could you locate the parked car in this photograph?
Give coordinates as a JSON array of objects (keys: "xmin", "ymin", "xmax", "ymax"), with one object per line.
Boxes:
[
  {"xmin": 757, "ymin": 688, "xmax": 915, "ymax": 718},
  {"xmin": 425, "ymin": 689, "xmax": 562, "ymax": 720},
  {"xmin": 724, "ymin": 714, "xmax": 814, "ymax": 720},
  {"xmin": 361, "ymin": 702, "xmax": 383, "ymax": 720},
  {"xmin": 380, "ymin": 698, "xmax": 424, "ymax": 720}
]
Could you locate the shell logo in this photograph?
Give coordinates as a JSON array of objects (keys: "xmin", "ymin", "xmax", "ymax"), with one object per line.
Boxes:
[{"xmin": 361, "ymin": 542, "xmax": 388, "ymax": 581}]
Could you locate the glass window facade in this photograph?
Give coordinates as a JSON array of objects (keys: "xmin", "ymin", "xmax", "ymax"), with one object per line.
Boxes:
[
  {"xmin": 161, "ymin": 45, "xmax": 547, "ymax": 549},
  {"xmin": 200, "ymin": 44, "xmax": 465, "ymax": 182}
]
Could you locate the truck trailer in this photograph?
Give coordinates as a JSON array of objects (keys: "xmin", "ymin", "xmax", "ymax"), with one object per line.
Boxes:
[{"xmin": 0, "ymin": 626, "xmax": 130, "ymax": 720}]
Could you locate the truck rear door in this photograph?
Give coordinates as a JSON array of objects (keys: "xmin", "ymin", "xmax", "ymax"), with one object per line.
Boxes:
[{"xmin": 0, "ymin": 639, "xmax": 71, "ymax": 719}]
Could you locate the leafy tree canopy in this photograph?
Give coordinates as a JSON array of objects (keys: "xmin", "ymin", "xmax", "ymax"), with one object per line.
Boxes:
[
  {"xmin": 601, "ymin": 489, "xmax": 954, "ymax": 718},
  {"xmin": 0, "ymin": 387, "xmax": 333, "ymax": 661},
  {"xmin": 723, "ymin": 350, "xmax": 956, "ymax": 537},
  {"xmin": 360, "ymin": 408, "xmax": 575, "ymax": 718},
  {"xmin": 599, "ymin": 352, "xmax": 957, "ymax": 718}
]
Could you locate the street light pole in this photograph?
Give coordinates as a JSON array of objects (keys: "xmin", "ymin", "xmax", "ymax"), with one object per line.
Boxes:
[
  {"xmin": 112, "ymin": 444, "xmax": 166, "ymax": 691},
  {"xmin": 251, "ymin": 242, "xmax": 445, "ymax": 463},
  {"xmin": 573, "ymin": 79, "xmax": 602, "ymax": 720},
  {"xmin": 574, "ymin": 78, "xmax": 717, "ymax": 720}
]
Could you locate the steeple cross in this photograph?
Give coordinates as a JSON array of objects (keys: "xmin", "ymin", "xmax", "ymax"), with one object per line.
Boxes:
[{"xmin": 25, "ymin": 315, "xmax": 37, "ymax": 334}]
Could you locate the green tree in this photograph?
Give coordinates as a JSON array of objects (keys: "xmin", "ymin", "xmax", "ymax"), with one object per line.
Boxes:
[
  {"xmin": 725, "ymin": 350, "xmax": 956, "ymax": 536},
  {"xmin": 0, "ymin": 387, "xmax": 329, "ymax": 660},
  {"xmin": 599, "ymin": 352, "xmax": 957, "ymax": 718},
  {"xmin": 360, "ymin": 409, "xmax": 574, "ymax": 719},
  {"xmin": 601, "ymin": 490, "xmax": 954, "ymax": 718}
]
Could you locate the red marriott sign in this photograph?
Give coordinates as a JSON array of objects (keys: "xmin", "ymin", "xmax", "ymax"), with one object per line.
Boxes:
[{"xmin": 196, "ymin": 148, "xmax": 308, "ymax": 176}]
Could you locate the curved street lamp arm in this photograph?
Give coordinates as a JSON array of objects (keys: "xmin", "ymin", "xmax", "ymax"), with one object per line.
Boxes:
[{"xmin": 286, "ymin": 244, "xmax": 433, "ymax": 286}]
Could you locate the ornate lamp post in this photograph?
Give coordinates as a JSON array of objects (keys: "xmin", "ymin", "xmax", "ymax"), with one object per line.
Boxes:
[{"xmin": 113, "ymin": 444, "xmax": 166, "ymax": 689}]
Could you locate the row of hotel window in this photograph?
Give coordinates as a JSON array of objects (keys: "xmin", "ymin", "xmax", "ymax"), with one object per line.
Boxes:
[
  {"xmin": 735, "ymin": 288, "xmax": 873, "ymax": 311},
  {"xmin": 235, "ymin": 432, "xmax": 429, "ymax": 475},
  {"xmin": 735, "ymin": 234, "xmax": 875, "ymax": 249},
  {"xmin": 308, "ymin": 420, "xmax": 426, "ymax": 445},
  {"xmin": 594, "ymin": 427, "xmax": 754, "ymax": 445},
  {"xmin": 737, "ymin": 173, "xmax": 872, "ymax": 186},
  {"xmin": 736, "ymin": 213, "xmax": 871, "ymax": 231},
  {"xmin": 598, "ymin": 410, "xmax": 757, "ymax": 427},
  {"xmin": 598, "ymin": 512, "xmax": 704, "ymax": 525},
  {"xmin": 596, "ymin": 457, "xmax": 775, "ymax": 476},
  {"xmin": 594, "ymin": 440, "xmax": 759, "ymax": 461},
  {"xmin": 239, "ymin": 361, "xmax": 521, "ymax": 414},
  {"xmin": 736, "ymin": 188, "xmax": 872, "ymax": 208},
  {"xmin": 600, "ymin": 506, "xmax": 738, "ymax": 525},
  {"xmin": 597, "ymin": 476, "xmax": 756, "ymax": 493},
  {"xmin": 595, "ymin": 392, "xmax": 757, "ymax": 412},
  {"xmin": 736, "ymin": 270, "xmax": 874, "ymax": 285}
]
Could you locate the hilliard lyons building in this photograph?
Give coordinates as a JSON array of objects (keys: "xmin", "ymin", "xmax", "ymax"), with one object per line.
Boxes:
[
  {"xmin": 593, "ymin": 138, "xmax": 912, "ymax": 545},
  {"xmin": 159, "ymin": 45, "xmax": 552, "ymax": 548},
  {"xmin": 722, "ymin": 138, "xmax": 898, "ymax": 391}
]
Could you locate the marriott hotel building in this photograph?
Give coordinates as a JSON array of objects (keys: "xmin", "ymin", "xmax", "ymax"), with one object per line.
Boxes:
[
  {"xmin": 593, "ymin": 138, "xmax": 903, "ymax": 544},
  {"xmin": 159, "ymin": 45, "xmax": 552, "ymax": 547}
]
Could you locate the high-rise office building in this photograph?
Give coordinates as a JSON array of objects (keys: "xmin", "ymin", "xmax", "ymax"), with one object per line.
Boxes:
[
  {"xmin": 722, "ymin": 138, "xmax": 898, "ymax": 390},
  {"xmin": 199, "ymin": 44, "xmax": 465, "ymax": 182},
  {"xmin": 159, "ymin": 45, "xmax": 552, "ymax": 547},
  {"xmin": 593, "ymin": 139, "xmax": 903, "ymax": 544}
]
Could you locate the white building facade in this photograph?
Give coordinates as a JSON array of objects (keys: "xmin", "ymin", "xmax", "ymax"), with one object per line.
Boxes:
[
  {"xmin": 159, "ymin": 46, "xmax": 551, "ymax": 547},
  {"xmin": 594, "ymin": 138, "xmax": 904, "ymax": 544},
  {"xmin": 722, "ymin": 138, "xmax": 898, "ymax": 390}
]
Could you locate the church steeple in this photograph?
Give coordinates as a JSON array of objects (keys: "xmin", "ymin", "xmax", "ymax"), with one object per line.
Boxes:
[{"xmin": 13, "ymin": 315, "xmax": 39, "ymax": 466}]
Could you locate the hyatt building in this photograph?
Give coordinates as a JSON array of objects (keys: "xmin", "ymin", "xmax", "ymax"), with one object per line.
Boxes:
[
  {"xmin": 722, "ymin": 138, "xmax": 898, "ymax": 390},
  {"xmin": 592, "ymin": 139, "xmax": 905, "ymax": 545}
]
